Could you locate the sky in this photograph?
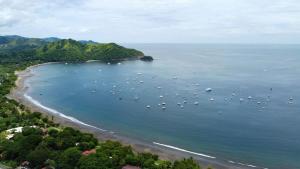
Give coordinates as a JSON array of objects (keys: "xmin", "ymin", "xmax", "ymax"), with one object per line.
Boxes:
[{"xmin": 0, "ymin": 0, "xmax": 300, "ymax": 43}]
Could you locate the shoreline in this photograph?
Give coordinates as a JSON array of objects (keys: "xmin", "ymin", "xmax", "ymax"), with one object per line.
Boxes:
[{"xmin": 7, "ymin": 63, "xmax": 259, "ymax": 169}]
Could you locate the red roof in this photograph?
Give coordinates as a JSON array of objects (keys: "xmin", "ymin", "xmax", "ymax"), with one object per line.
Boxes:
[
  {"xmin": 82, "ymin": 149, "xmax": 96, "ymax": 156},
  {"xmin": 122, "ymin": 165, "xmax": 141, "ymax": 169}
]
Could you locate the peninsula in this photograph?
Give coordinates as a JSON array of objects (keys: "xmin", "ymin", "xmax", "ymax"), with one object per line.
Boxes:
[{"xmin": 0, "ymin": 35, "xmax": 206, "ymax": 169}]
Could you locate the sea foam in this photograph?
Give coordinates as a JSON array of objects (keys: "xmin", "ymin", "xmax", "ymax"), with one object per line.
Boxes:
[
  {"xmin": 24, "ymin": 94, "xmax": 107, "ymax": 132},
  {"xmin": 153, "ymin": 142, "xmax": 216, "ymax": 159}
]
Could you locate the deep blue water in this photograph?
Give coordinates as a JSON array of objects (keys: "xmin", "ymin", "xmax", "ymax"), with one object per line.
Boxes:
[{"xmin": 26, "ymin": 44, "xmax": 300, "ymax": 169}]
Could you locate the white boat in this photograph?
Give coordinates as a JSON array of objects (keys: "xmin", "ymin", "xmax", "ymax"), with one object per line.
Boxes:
[
  {"xmin": 194, "ymin": 101, "xmax": 199, "ymax": 105},
  {"xmin": 248, "ymin": 96, "xmax": 252, "ymax": 99},
  {"xmin": 205, "ymin": 88, "xmax": 212, "ymax": 92},
  {"xmin": 210, "ymin": 98, "xmax": 215, "ymax": 101},
  {"xmin": 146, "ymin": 105, "xmax": 151, "ymax": 108}
]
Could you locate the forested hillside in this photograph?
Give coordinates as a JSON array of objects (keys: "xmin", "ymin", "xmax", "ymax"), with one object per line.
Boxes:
[{"xmin": 0, "ymin": 36, "xmax": 144, "ymax": 63}]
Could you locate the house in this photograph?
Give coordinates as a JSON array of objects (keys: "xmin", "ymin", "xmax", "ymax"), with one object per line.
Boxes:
[{"xmin": 82, "ymin": 149, "xmax": 96, "ymax": 156}]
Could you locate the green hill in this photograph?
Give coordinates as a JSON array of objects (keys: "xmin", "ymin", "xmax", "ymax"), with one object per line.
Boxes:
[
  {"xmin": 0, "ymin": 35, "xmax": 46, "ymax": 54},
  {"xmin": 35, "ymin": 39, "xmax": 86, "ymax": 62},
  {"xmin": 85, "ymin": 42, "xmax": 144, "ymax": 61},
  {"xmin": 36, "ymin": 39, "xmax": 144, "ymax": 62},
  {"xmin": 0, "ymin": 36, "xmax": 144, "ymax": 63}
]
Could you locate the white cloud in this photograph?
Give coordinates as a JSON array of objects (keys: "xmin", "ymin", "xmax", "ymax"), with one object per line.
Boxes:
[{"xmin": 0, "ymin": 0, "xmax": 300, "ymax": 43}]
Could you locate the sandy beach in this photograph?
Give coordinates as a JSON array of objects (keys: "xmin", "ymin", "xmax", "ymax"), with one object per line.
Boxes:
[{"xmin": 7, "ymin": 64, "xmax": 258, "ymax": 169}]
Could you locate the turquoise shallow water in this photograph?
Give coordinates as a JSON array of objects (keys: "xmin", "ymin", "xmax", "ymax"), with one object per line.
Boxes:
[{"xmin": 26, "ymin": 44, "xmax": 300, "ymax": 169}]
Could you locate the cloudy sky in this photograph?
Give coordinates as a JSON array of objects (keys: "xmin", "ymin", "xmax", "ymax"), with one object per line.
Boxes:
[{"xmin": 0, "ymin": 0, "xmax": 300, "ymax": 43}]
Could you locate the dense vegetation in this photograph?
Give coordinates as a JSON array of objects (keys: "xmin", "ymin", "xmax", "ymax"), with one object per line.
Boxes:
[
  {"xmin": 0, "ymin": 36, "xmax": 204, "ymax": 169},
  {"xmin": 0, "ymin": 36, "xmax": 144, "ymax": 63}
]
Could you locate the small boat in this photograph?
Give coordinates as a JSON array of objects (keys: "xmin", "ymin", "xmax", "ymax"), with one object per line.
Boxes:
[
  {"xmin": 159, "ymin": 95, "xmax": 164, "ymax": 98},
  {"xmin": 162, "ymin": 102, "xmax": 166, "ymax": 105},
  {"xmin": 248, "ymin": 96, "xmax": 252, "ymax": 100},
  {"xmin": 117, "ymin": 62, "xmax": 121, "ymax": 65},
  {"xmin": 146, "ymin": 105, "xmax": 151, "ymax": 108},
  {"xmin": 157, "ymin": 86, "xmax": 162, "ymax": 89},
  {"xmin": 240, "ymin": 98, "xmax": 244, "ymax": 102},
  {"xmin": 139, "ymin": 81, "xmax": 144, "ymax": 83},
  {"xmin": 194, "ymin": 101, "xmax": 199, "ymax": 105},
  {"xmin": 289, "ymin": 97, "xmax": 293, "ymax": 101},
  {"xmin": 180, "ymin": 105, "xmax": 184, "ymax": 109},
  {"xmin": 257, "ymin": 102, "xmax": 261, "ymax": 104},
  {"xmin": 210, "ymin": 98, "xmax": 215, "ymax": 101},
  {"xmin": 183, "ymin": 100, "xmax": 187, "ymax": 104},
  {"xmin": 177, "ymin": 102, "xmax": 181, "ymax": 105},
  {"xmin": 162, "ymin": 107, "xmax": 166, "ymax": 110},
  {"xmin": 205, "ymin": 88, "xmax": 212, "ymax": 92},
  {"xmin": 107, "ymin": 62, "xmax": 111, "ymax": 65}
]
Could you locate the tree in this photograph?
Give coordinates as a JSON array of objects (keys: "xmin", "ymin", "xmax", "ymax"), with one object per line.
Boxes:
[
  {"xmin": 58, "ymin": 147, "xmax": 82, "ymax": 169},
  {"xmin": 26, "ymin": 147, "xmax": 50, "ymax": 168},
  {"xmin": 22, "ymin": 127, "xmax": 42, "ymax": 136},
  {"xmin": 77, "ymin": 154, "xmax": 107, "ymax": 169},
  {"xmin": 172, "ymin": 158, "xmax": 201, "ymax": 169}
]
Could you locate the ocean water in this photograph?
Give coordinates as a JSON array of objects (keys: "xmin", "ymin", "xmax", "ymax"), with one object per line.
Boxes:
[{"xmin": 26, "ymin": 44, "xmax": 300, "ymax": 169}]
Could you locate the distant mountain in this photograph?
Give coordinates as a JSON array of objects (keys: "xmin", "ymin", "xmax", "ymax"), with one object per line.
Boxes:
[
  {"xmin": 0, "ymin": 35, "xmax": 145, "ymax": 63},
  {"xmin": 42, "ymin": 37, "xmax": 61, "ymax": 42},
  {"xmin": 0, "ymin": 35, "xmax": 47, "ymax": 54},
  {"xmin": 36, "ymin": 39, "xmax": 144, "ymax": 62},
  {"xmin": 79, "ymin": 40, "xmax": 98, "ymax": 44}
]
